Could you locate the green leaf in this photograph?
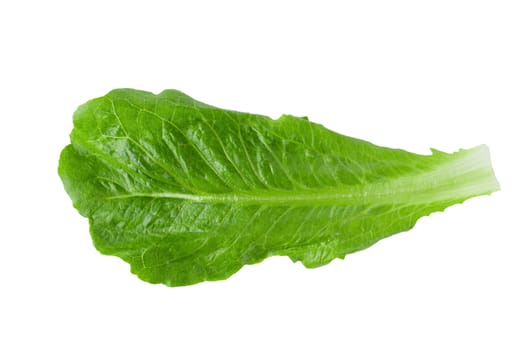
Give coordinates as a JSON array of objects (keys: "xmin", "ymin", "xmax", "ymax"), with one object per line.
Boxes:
[{"xmin": 59, "ymin": 88, "xmax": 500, "ymax": 286}]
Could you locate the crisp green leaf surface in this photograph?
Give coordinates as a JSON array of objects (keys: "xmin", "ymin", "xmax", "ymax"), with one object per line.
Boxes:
[{"xmin": 59, "ymin": 89, "xmax": 500, "ymax": 286}]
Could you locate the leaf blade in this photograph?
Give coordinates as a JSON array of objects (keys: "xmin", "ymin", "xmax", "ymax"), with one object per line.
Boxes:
[{"xmin": 59, "ymin": 89, "xmax": 500, "ymax": 286}]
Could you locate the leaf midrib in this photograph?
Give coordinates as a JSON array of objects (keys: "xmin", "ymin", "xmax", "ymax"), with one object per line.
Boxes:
[
  {"xmin": 106, "ymin": 187, "xmax": 361, "ymax": 205},
  {"xmin": 104, "ymin": 181, "xmax": 427, "ymax": 206},
  {"xmin": 103, "ymin": 152, "xmax": 496, "ymax": 207}
]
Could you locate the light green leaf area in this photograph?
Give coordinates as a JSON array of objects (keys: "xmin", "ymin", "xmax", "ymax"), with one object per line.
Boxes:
[{"xmin": 59, "ymin": 89, "xmax": 500, "ymax": 286}]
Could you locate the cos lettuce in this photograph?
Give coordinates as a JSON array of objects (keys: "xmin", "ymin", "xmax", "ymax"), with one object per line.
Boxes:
[{"xmin": 59, "ymin": 89, "xmax": 499, "ymax": 286}]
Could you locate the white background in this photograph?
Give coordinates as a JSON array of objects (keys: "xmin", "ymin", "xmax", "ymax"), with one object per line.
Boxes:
[{"xmin": 1, "ymin": 1, "xmax": 524, "ymax": 349}]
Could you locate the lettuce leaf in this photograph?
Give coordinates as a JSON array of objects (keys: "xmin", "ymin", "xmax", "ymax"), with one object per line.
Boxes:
[{"xmin": 59, "ymin": 89, "xmax": 500, "ymax": 286}]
